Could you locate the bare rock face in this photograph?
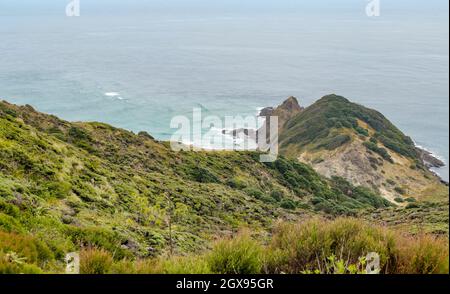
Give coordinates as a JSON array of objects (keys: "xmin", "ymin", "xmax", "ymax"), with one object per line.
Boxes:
[
  {"xmin": 277, "ymin": 96, "xmax": 303, "ymax": 114},
  {"xmin": 259, "ymin": 107, "xmax": 274, "ymax": 117},
  {"xmin": 223, "ymin": 96, "xmax": 304, "ymax": 142},
  {"xmin": 416, "ymin": 147, "xmax": 445, "ymax": 168},
  {"xmin": 259, "ymin": 96, "xmax": 304, "ymax": 128}
]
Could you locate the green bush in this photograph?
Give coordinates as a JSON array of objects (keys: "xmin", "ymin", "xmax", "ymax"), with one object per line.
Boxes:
[
  {"xmin": 208, "ymin": 232, "xmax": 263, "ymax": 274},
  {"xmin": 396, "ymin": 234, "xmax": 449, "ymax": 274},
  {"xmin": 0, "ymin": 231, "xmax": 54, "ymax": 266},
  {"xmin": 0, "ymin": 213, "xmax": 24, "ymax": 233},
  {"xmin": 394, "ymin": 187, "xmax": 406, "ymax": 195},
  {"xmin": 317, "ymin": 134, "xmax": 351, "ymax": 150},
  {"xmin": 243, "ymin": 187, "xmax": 264, "ymax": 199},
  {"xmin": 0, "ymin": 200, "xmax": 20, "ymax": 217},
  {"xmin": 406, "ymin": 203, "xmax": 420, "ymax": 209},
  {"xmin": 280, "ymin": 199, "xmax": 296, "ymax": 210},
  {"xmin": 270, "ymin": 190, "xmax": 284, "ymax": 202},
  {"xmin": 354, "ymin": 126, "xmax": 369, "ymax": 137},
  {"xmin": 190, "ymin": 166, "xmax": 220, "ymax": 183},
  {"xmin": 0, "ymin": 252, "xmax": 43, "ymax": 274},
  {"xmin": 45, "ymin": 182, "xmax": 72, "ymax": 199},
  {"xmin": 363, "ymin": 142, "xmax": 393, "ymax": 163},
  {"xmin": 226, "ymin": 177, "xmax": 247, "ymax": 189},
  {"xmin": 269, "ymin": 218, "xmax": 397, "ymax": 273},
  {"xmin": 65, "ymin": 226, "xmax": 130, "ymax": 259},
  {"xmin": 80, "ymin": 248, "xmax": 113, "ymax": 274}
]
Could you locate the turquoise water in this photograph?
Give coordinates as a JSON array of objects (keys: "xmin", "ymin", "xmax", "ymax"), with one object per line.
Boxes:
[{"xmin": 0, "ymin": 1, "xmax": 448, "ymax": 180}]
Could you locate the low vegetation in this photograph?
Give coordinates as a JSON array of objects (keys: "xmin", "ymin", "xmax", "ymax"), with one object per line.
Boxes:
[
  {"xmin": 4, "ymin": 218, "xmax": 446, "ymax": 274},
  {"xmin": 1, "ymin": 100, "xmax": 448, "ymax": 274}
]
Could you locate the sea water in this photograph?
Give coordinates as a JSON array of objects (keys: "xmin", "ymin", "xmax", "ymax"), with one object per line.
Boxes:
[{"xmin": 0, "ymin": 0, "xmax": 448, "ymax": 180}]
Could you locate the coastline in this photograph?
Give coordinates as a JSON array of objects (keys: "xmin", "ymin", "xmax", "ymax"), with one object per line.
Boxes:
[{"xmin": 415, "ymin": 144, "xmax": 449, "ymax": 184}]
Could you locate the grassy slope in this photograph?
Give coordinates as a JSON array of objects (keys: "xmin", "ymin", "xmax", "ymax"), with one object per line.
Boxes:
[
  {"xmin": 280, "ymin": 94, "xmax": 418, "ymax": 158},
  {"xmin": 0, "ymin": 100, "xmax": 402, "ymax": 272}
]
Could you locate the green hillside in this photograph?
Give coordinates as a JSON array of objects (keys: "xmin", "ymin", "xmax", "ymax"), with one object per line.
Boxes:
[
  {"xmin": 278, "ymin": 95, "xmax": 447, "ymax": 202},
  {"xmin": 0, "ymin": 99, "xmax": 448, "ymax": 274},
  {"xmin": 280, "ymin": 94, "xmax": 419, "ymax": 160}
]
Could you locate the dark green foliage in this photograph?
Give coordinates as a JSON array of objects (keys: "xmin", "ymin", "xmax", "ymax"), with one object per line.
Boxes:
[
  {"xmin": 243, "ymin": 187, "xmax": 264, "ymax": 198},
  {"xmin": 317, "ymin": 134, "xmax": 351, "ymax": 150},
  {"xmin": 406, "ymin": 203, "xmax": 420, "ymax": 209},
  {"xmin": 281, "ymin": 95, "xmax": 420, "ymax": 162},
  {"xmin": 386, "ymin": 179, "xmax": 396, "ymax": 186},
  {"xmin": 355, "ymin": 126, "xmax": 369, "ymax": 137},
  {"xmin": 375, "ymin": 132, "xmax": 417, "ymax": 158},
  {"xmin": 270, "ymin": 190, "xmax": 284, "ymax": 202},
  {"xmin": 363, "ymin": 142, "xmax": 393, "ymax": 163},
  {"xmin": 226, "ymin": 178, "xmax": 247, "ymax": 189},
  {"xmin": 0, "ymin": 200, "xmax": 20, "ymax": 218},
  {"xmin": 394, "ymin": 187, "xmax": 406, "ymax": 195},
  {"xmin": 264, "ymin": 158, "xmax": 390, "ymax": 215},
  {"xmin": 189, "ymin": 166, "xmax": 220, "ymax": 183},
  {"xmin": 65, "ymin": 226, "xmax": 131, "ymax": 259},
  {"xmin": 280, "ymin": 199, "xmax": 296, "ymax": 210},
  {"xmin": 67, "ymin": 126, "xmax": 95, "ymax": 153}
]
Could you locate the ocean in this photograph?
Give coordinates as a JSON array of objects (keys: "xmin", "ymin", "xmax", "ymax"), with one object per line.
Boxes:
[{"xmin": 0, "ymin": 0, "xmax": 448, "ymax": 180}]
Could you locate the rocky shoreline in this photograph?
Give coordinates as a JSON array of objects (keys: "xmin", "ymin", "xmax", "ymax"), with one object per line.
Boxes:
[
  {"xmin": 415, "ymin": 146, "xmax": 448, "ymax": 185},
  {"xmin": 416, "ymin": 147, "xmax": 446, "ymax": 169}
]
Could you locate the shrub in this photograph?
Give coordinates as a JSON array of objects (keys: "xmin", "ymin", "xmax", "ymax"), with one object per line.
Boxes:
[
  {"xmin": 190, "ymin": 167, "xmax": 220, "ymax": 183},
  {"xmin": 354, "ymin": 126, "xmax": 369, "ymax": 137},
  {"xmin": 269, "ymin": 218, "xmax": 397, "ymax": 273},
  {"xmin": 270, "ymin": 190, "xmax": 284, "ymax": 202},
  {"xmin": 159, "ymin": 256, "xmax": 211, "ymax": 274},
  {"xmin": 0, "ymin": 213, "xmax": 24, "ymax": 233},
  {"xmin": 395, "ymin": 234, "xmax": 449, "ymax": 274},
  {"xmin": 394, "ymin": 187, "xmax": 406, "ymax": 195},
  {"xmin": 65, "ymin": 226, "xmax": 130, "ymax": 259},
  {"xmin": 363, "ymin": 142, "xmax": 393, "ymax": 163},
  {"xmin": 0, "ymin": 251, "xmax": 43, "ymax": 274},
  {"xmin": 268, "ymin": 218, "xmax": 449, "ymax": 274},
  {"xmin": 80, "ymin": 248, "xmax": 113, "ymax": 274},
  {"xmin": 0, "ymin": 200, "xmax": 20, "ymax": 217},
  {"xmin": 243, "ymin": 187, "xmax": 264, "ymax": 199},
  {"xmin": 208, "ymin": 231, "xmax": 263, "ymax": 274},
  {"xmin": 109, "ymin": 258, "xmax": 161, "ymax": 274},
  {"xmin": 386, "ymin": 179, "xmax": 396, "ymax": 186},
  {"xmin": 0, "ymin": 231, "xmax": 54, "ymax": 266},
  {"xmin": 45, "ymin": 181, "xmax": 72, "ymax": 199},
  {"xmin": 317, "ymin": 135, "xmax": 351, "ymax": 150},
  {"xmin": 226, "ymin": 177, "xmax": 247, "ymax": 189},
  {"xmin": 280, "ymin": 199, "xmax": 296, "ymax": 210},
  {"xmin": 406, "ymin": 203, "xmax": 420, "ymax": 209}
]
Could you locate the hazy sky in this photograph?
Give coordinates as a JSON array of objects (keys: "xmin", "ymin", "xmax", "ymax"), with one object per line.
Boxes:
[{"xmin": 0, "ymin": 0, "xmax": 448, "ymax": 17}]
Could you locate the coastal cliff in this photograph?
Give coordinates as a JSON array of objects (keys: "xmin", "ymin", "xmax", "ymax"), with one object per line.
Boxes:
[{"xmin": 276, "ymin": 95, "xmax": 448, "ymax": 203}]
